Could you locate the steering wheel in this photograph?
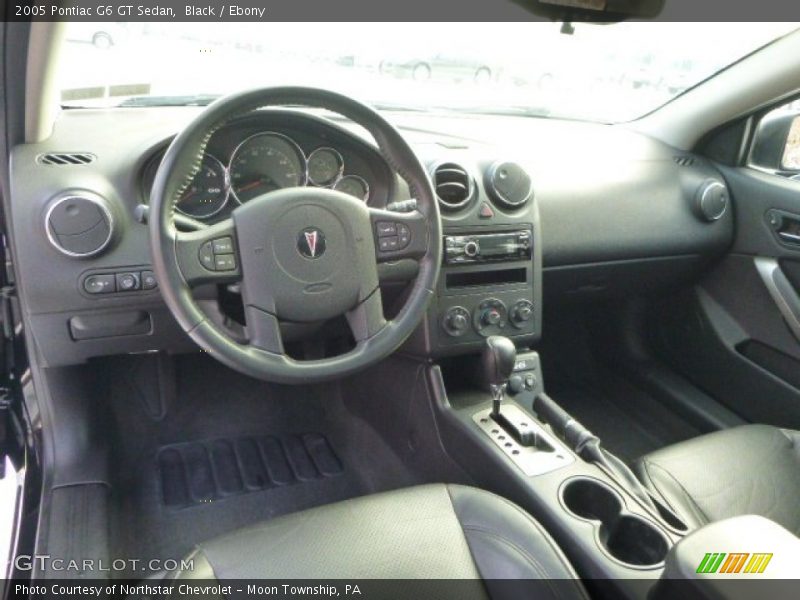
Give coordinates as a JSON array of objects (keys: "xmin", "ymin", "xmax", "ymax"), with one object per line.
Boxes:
[{"xmin": 149, "ymin": 87, "xmax": 442, "ymax": 383}]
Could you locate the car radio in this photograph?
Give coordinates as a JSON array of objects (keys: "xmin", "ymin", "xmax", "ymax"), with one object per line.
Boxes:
[{"xmin": 444, "ymin": 230, "xmax": 532, "ymax": 265}]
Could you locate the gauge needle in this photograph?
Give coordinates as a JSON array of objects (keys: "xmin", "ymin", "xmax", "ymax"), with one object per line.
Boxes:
[{"xmin": 237, "ymin": 179, "xmax": 266, "ymax": 193}]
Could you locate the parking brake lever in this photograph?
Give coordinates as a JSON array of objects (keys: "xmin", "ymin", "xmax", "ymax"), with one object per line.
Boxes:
[{"xmin": 534, "ymin": 392, "xmax": 661, "ymax": 514}]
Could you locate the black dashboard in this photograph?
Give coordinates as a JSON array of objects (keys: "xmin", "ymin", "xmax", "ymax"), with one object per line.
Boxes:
[{"xmin": 8, "ymin": 105, "xmax": 734, "ymax": 367}]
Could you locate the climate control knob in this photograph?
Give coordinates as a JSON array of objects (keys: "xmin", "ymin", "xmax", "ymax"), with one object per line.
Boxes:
[
  {"xmin": 510, "ymin": 300, "xmax": 534, "ymax": 329},
  {"xmin": 482, "ymin": 308, "xmax": 502, "ymax": 326},
  {"xmin": 442, "ymin": 306, "xmax": 471, "ymax": 337},
  {"xmin": 473, "ymin": 298, "xmax": 507, "ymax": 337}
]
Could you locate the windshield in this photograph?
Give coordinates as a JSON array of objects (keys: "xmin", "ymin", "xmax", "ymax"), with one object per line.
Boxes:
[{"xmin": 57, "ymin": 22, "xmax": 798, "ymax": 122}]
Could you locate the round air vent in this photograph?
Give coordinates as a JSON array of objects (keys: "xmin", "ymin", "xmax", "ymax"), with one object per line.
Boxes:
[
  {"xmin": 694, "ymin": 180, "xmax": 728, "ymax": 222},
  {"xmin": 45, "ymin": 192, "xmax": 115, "ymax": 258},
  {"xmin": 485, "ymin": 161, "xmax": 532, "ymax": 209},
  {"xmin": 433, "ymin": 162, "xmax": 474, "ymax": 211}
]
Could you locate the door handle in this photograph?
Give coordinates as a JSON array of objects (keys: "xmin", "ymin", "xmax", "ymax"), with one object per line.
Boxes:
[
  {"xmin": 778, "ymin": 231, "xmax": 800, "ymax": 244},
  {"xmin": 767, "ymin": 209, "xmax": 800, "ymax": 247}
]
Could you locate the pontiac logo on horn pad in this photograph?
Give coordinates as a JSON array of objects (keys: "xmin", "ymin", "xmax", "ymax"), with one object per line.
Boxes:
[{"xmin": 297, "ymin": 227, "xmax": 326, "ymax": 259}]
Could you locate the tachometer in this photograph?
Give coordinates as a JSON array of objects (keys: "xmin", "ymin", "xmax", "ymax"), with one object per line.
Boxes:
[
  {"xmin": 307, "ymin": 147, "xmax": 344, "ymax": 186},
  {"xmin": 333, "ymin": 175, "xmax": 370, "ymax": 202},
  {"xmin": 229, "ymin": 132, "xmax": 307, "ymax": 203},
  {"xmin": 176, "ymin": 154, "xmax": 228, "ymax": 218}
]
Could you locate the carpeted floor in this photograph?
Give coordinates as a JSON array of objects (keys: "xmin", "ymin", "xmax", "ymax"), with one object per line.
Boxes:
[{"xmin": 101, "ymin": 353, "xmax": 429, "ymax": 576}]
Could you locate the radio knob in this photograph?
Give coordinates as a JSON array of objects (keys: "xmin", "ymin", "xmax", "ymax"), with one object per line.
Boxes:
[{"xmin": 463, "ymin": 240, "xmax": 480, "ymax": 257}]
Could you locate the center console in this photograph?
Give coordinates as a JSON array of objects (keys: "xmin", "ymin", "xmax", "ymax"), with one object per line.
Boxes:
[
  {"xmin": 430, "ymin": 338, "xmax": 692, "ymax": 599},
  {"xmin": 405, "ymin": 158, "xmax": 542, "ymax": 357}
]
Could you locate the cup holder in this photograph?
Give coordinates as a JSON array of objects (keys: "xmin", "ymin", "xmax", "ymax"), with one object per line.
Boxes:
[{"xmin": 561, "ymin": 478, "xmax": 669, "ymax": 568}]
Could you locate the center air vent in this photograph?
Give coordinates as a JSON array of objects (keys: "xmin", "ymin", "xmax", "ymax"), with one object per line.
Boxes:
[
  {"xmin": 485, "ymin": 161, "xmax": 532, "ymax": 209},
  {"xmin": 433, "ymin": 162, "xmax": 474, "ymax": 210},
  {"xmin": 37, "ymin": 152, "xmax": 96, "ymax": 166}
]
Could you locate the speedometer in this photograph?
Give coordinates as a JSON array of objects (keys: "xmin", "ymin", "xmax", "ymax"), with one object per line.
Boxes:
[
  {"xmin": 229, "ymin": 132, "xmax": 307, "ymax": 203},
  {"xmin": 176, "ymin": 154, "xmax": 228, "ymax": 218}
]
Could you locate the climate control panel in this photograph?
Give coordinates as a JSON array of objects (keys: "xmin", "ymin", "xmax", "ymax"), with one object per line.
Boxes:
[{"xmin": 440, "ymin": 297, "xmax": 536, "ymax": 341}]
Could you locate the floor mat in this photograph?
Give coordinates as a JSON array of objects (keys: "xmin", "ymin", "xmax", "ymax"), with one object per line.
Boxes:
[
  {"xmin": 158, "ymin": 433, "xmax": 344, "ymax": 508},
  {"xmin": 103, "ymin": 353, "xmax": 426, "ymax": 575}
]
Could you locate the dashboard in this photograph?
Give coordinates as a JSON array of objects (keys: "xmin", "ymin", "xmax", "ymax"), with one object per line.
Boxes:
[{"xmin": 8, "ymin": 105, "xmax": 734, "ymax": 368}]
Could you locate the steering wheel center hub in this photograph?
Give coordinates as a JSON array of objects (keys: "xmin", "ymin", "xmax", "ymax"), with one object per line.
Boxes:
[{"xmin": 233, "ymin": 188, "xmax": 376, "ymax": 322}]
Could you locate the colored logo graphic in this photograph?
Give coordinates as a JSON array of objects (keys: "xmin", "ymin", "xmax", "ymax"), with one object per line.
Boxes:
[
  {"xmin": 297, "ymin": 228, "xmax": 326, "ymax": 259},
  {"xmin": 696, "ymin": 552, "xmax": 773, "ymax": 574}
]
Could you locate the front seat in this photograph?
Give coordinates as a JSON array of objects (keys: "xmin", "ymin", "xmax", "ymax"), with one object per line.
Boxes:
[
  {"xmin": 634, "ymin": 424, "xmax": 800, "ymax": 535},
  {"xmin": 172, "ymin": 483, "xmax": 588, "ymax": 598}
]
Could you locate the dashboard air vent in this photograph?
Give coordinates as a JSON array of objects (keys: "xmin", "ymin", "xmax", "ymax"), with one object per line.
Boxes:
[
  {"xmin": 433, "ymin": 162, "xmax": 473, "ymax": 210},
  {"xmin": 673, "ymin": 155, "xmax": 695, "ymax": 167},
  {"xmin": 38, "ymin": 153, "xmax": 96, "ymax": 166}
]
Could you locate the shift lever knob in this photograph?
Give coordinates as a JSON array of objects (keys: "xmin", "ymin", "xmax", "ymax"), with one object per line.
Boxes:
[
  {"xmin": 482, "ymin": 336, "xmax": 517, "ymax": 416},
  {"xmin": 482, "ymin": 336, "xmax": 517, "ymax": 386}
]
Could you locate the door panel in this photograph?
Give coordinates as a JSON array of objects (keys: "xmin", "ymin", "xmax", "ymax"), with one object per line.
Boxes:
[{"xmin": 653, "ymin": 166, "xmax": 800, "ymax": 428}]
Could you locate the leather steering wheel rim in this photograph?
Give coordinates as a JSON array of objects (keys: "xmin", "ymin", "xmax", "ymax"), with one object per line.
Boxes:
[{"xmin": 149, "ymin": 87, "xmax": 441, "ymax": 384}]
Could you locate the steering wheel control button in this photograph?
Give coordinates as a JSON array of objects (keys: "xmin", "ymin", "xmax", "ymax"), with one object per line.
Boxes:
[
  {"xmin": 376, "ymin": 221, "xmax": 411, "ymax": 251},
  {"xmin": 442, "ymin": 306, "xmax": 471, "ymax": 337},
  {"xmin": 378, "ymin": 236, "xmax": 400, "ymax": 251},
  {"xmin": 212, "ymin": 236, "xmax": 234, "ymax": 254},
  {"xmin": 199, "ymin": 242, "xmax": 215, "ymax": 270},
  {"xmin": 214, "ymin": 254, "xmax": 237, "ymax": 271},
  {"xmin": 297, "ymin": 227, "xmax": 326, "ymax": 259},
  {"xmin": 116, "ymin": 272, "xmax": 141, "ymax": 292},
  {"xmin": 397, "ymin": 224, "xmax": 411, "ymax": 247},
  {"xmin": 83, "ymin": 274, "xmax": 116, "ymax": 294},
  {"xmin": 376, "ymin": 222, "xmax": 397, "ymax": 237},
  {"xmin": 140, "ymin": 271, "xmax": 158, "ymax": 290},
  {"xmin": 199, "ymin": 237, "xmax": 239, "ymax": 271}
]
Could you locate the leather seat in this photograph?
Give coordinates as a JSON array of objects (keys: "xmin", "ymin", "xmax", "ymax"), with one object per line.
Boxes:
[
  {"xmin": 172, "ymin": 483, "xmax": 587, "ymax": 598},
  {"xmin": 634, "ymin": 424, "xmax": 800, "ymax": 535}
]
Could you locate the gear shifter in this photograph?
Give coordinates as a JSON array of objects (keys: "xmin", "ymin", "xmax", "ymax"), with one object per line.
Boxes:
[
  {"xmin": 481, "ymin": 336, "xmax": 517, "ymax": 417},
  {"xmin": 480, "ymin": 336, "xmax": 541, "ymax": 447}
]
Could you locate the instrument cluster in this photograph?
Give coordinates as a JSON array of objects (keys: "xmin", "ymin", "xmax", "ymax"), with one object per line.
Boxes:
[{"xmin": 142, "ymin": 115, "xmax": 388, "ymax": 222}]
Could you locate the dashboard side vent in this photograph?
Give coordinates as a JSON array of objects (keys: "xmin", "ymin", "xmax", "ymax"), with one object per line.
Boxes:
[
  {"xmin": 38, "ymin": 153, "xmax": 96, "ymax": 166},
  {"xmin": 673, "ymin": 155, "xmax": 695, "ymax": 167},
  {"xmin": 433, "ymin": 162, "xmax": 473, "ymax": 210}
]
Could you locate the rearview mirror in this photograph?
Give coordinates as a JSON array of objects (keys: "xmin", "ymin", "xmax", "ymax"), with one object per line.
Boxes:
[{"xmin": 513, "ymin": 0, "xmax": 665, "ymax": 21}]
